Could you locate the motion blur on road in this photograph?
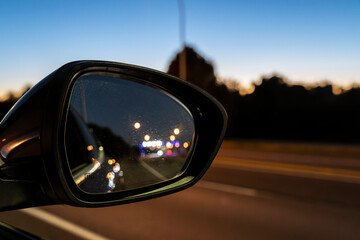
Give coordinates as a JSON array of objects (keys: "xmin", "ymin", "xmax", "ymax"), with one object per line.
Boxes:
[{"xmin": 1, "ymin": 140, "xmax": 360, "ymax": 240}]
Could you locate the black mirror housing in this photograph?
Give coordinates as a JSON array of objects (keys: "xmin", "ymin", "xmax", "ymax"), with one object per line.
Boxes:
[{"xmin": 0, "ymin": 61, "xmax": 227, "ymax": 211}]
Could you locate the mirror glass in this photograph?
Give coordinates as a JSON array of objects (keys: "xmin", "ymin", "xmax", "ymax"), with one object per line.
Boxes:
[{"xmin": 65, "ymin": 72, "xmax": 195, "ymax": 194}]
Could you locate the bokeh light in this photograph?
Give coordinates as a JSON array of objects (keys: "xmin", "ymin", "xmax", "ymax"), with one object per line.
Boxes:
[
  {"xmin": 174, "ymin": 128, "xmax": 180, "ymax": 135},
  {"xmin": 134, "ymin": 122, "xmax": 141, "ymax": 129}
]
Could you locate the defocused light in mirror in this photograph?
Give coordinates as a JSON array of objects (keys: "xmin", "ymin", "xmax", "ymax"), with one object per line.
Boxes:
[
  {"xmin": 134, "ymin": 122, "xmax": 141, "ymax": 129},
  {"xmin": 144, "ymin": 135, "xmax": 150, "ymax": 141},
  {"xmin": 65, "ymin": 72, "xmax": 195, "ymax": 194},
  {"xmin": 174, "ymin": 128, "xmax": 180, "ymax": 135},
  {"xmin": 113, "ymin": 163, "xmax": 120, "ymax": 173}
]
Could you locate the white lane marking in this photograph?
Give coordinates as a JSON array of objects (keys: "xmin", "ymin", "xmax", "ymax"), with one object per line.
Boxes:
[
  {"xmin": 196, "ymin": 180, "xmax": 258, "ymax": 197},
  {"xmin": 138, "ymin": 160, "xmax": 167, "ymax": 180},
  {"xmin": 20, "ymin": 208, "xmax": 109, "ymax": 240}
]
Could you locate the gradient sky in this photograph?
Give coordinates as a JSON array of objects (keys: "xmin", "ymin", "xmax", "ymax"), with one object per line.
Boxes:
[{"xmin": 0, "ymin": 0, "xmax": 359, "ymax": 96}]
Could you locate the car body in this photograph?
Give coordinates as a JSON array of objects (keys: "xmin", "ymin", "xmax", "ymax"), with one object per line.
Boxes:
[{"xmin": 0, "ymin": 60, "xmax": 227, "ymax": 238}]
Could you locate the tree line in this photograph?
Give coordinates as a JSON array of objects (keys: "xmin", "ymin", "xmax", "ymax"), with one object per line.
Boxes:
[
  {"xmin": 0, "ymin": 49, "xmax": 359, "ymax": 143},
  {"xmin": 168, "ymin": 47, "xmax": 360, "ymax": 143}
]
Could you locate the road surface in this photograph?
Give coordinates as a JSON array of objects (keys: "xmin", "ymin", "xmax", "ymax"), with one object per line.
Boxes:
[{"xmin": 1, "ymin": 142, "xmax": 360, "ymax": 239}]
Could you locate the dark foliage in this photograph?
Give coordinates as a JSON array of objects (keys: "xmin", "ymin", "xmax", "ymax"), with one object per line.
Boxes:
[
  {"xmin": 0, "ymin": 51, "xmax": 358, "ymax": 143},
  {"xmin": 168, "ymin": 46, "xmax": 360, "ymax": 143}
]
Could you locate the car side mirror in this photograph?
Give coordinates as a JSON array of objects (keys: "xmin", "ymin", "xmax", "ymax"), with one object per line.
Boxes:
[{"xmin": 0, "ymin": 61, "xmax": 227, "ymax": 211}]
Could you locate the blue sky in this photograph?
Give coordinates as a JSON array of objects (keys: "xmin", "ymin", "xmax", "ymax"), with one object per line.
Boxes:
[{"xmin": 0, "ymin": 0, "xmax": 359, "ymax": 96}]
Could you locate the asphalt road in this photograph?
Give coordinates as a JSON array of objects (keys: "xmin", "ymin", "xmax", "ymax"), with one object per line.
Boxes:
[{"xmin": 1, "ymin": 145, "xmax": 360, "ymax": 239}]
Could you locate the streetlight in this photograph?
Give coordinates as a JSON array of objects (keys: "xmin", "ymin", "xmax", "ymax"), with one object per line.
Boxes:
[
  {"xmin": 174, "ymin": 128, "xmax": 180, "ymax": 135},
  {"xmin": 134, "ymin": 122, "xmax": 141, "ymax": 129},
  {"xmin": 170, "ymin": 135, "xmax": 176, "ymax": 141}
]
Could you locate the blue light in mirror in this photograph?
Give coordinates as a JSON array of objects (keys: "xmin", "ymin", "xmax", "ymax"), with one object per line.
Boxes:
[{"xmin": 65, "ymin": 73, "xmax": 195, "ymax": 194}]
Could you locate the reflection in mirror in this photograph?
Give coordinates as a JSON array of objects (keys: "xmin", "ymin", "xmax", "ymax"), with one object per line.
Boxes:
[{"xmin": 65, "ymin": 73, "xmax": 195, "ymax": 194}]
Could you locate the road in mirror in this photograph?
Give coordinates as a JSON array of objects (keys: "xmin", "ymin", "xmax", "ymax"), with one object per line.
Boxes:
[{"xmin": 64, "ymin": 73, "xmax": 195, "ymax": 194}]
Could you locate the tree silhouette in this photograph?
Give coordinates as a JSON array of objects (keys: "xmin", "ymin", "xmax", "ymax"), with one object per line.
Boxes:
[
  {"xmin": 167, "ymin": 46, "xmax": 360, "ymax": 143},
  {"xmin": 0, "ymin": 49, "xmax": 359, "ymax": 143}
]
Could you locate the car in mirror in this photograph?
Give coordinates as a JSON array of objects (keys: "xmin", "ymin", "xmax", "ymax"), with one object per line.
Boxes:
[{"xmin": 0, "ymin": 61, "xmax": 227, "ymax": 211}]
